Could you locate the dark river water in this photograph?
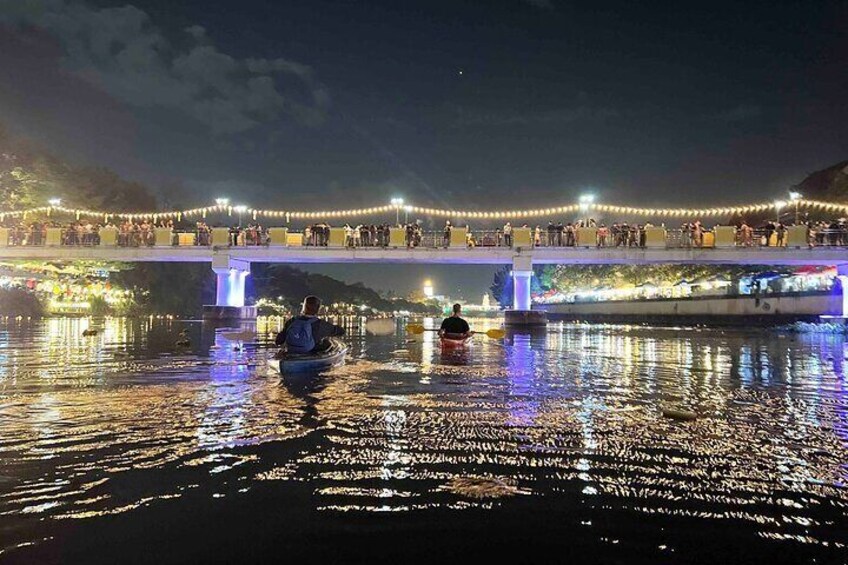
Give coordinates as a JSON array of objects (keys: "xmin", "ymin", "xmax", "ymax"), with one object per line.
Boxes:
[{"xmin": 0, "ymin": 317, "xmax": 847, "ymax": 564}]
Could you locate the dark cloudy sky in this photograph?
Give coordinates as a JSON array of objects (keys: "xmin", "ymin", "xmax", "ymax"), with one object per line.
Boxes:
[{"xmin": 1, "ymin": 0, "xmax": 846, "ymax": 295}]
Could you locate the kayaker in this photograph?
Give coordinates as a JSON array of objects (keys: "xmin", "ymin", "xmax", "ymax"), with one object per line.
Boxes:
[
  {"xmin": 439, "ymin": 303, "xmax": 471, "ymax": 338},
  {"xmin": 275, "ymin": 296, "xmax": 345, "ymax": 354}
]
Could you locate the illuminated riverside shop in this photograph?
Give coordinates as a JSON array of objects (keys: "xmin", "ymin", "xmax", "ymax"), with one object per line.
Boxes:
[
  {"xmin": 533, "ymin": 267, "xmax": 838, "ymax": 306},
  {"xmin": 0, "ymin": 262, "xmax": 133, "ymax": 314}
]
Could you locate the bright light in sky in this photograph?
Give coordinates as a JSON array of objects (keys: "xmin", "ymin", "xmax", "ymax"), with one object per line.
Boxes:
[
  {"xmin": 423, "ymin": 279, "xmax": 434, "ymax": 297},
  {"xmin": 48, "ymin": 198, "xmax": 62, "ymax": 206}
]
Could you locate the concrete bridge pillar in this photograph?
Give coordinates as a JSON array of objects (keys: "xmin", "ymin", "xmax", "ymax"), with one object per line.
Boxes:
[
  {"xmin": 505, "ymin": 255, "xmax": 547, "ymax": 327},
  {"xmin": 203, "ymin": 256, "xmax": 256, "ymax": 320}
]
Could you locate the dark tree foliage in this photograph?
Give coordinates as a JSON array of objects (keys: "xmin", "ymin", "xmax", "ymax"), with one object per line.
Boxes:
[
  {"xmin": 0, "ymin": 127, "xmax": 158, "ymax": 213},
  {"xmin": 111, "ymin": 263, "xmax": 215, "ymax": 316}
]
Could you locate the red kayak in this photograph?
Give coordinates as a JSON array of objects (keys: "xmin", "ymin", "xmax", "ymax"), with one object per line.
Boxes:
[{"xmin": 440, "ymin": 332, "xmax": 473, "ymax": 348}]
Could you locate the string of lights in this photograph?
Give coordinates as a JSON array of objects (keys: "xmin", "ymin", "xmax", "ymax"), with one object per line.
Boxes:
[{"xmin": 0, "ymin": 198, "xmax": 844, "ymax": 222}]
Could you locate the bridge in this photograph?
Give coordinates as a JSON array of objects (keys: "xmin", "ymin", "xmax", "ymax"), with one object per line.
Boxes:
[
  {"xmin": 3, "ymin": 198, "xmax": 848, "ymax": 320},
  {"xmin": 2, "ymin": 233, "xmax": 848, "ymax": 320}
]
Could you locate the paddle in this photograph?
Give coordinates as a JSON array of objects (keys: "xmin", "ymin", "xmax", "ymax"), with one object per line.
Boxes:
[{"xmin": 406, "ymin": 323, "xmax": 506, "ymax": 340}]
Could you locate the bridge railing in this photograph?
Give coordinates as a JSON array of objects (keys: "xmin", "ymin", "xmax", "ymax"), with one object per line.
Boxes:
[{"xmin": 3, "ymin": 225, "xmax": 848, "ymax": 250}]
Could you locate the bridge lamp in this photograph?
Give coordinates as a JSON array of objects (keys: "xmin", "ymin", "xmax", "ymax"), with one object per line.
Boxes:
[
  {"xmin": 789, "ymin": 191, "xmax": 802, "ymax": 224},
  {"xmin": 773, "ymin": 200, "xmax": 787, "ymax": 223},
  {"xmin": 390, "ymin": 197, "xmax": 404, "ymax": 224},
  {"xmin": 234, "ymin": 205, "xmax": 248, "ymax": 227},
  {"xmin": 579, "ymin": 194, "xmax": 595, "ymax": 223}
]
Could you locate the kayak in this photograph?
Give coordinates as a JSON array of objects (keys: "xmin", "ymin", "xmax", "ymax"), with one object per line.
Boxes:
[
  {"xmin": 268, "ymin": 338, "xmax": 348, "ymax": 373},
  {"xmin": 440, "ymin": 333, "xmax": 473, "ymax": 349}
]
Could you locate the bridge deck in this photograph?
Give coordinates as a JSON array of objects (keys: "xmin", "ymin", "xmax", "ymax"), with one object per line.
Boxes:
[{"xmin": 1, "ymin": 245, "xmax": 847, "ymax": 265}]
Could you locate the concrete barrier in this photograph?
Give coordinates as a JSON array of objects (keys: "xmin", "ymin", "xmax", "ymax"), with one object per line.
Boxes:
[
  {"xmin": 268, "ymin": 227, "xmax": 288, "ymax": 246},
  {"xmin": 177, "ymin": 232, "xmax": 196, "ymax": 246},
  {"xmin": 714, "ymin": 226, "xmax": 736, "ymax": 248},
  {"xmin": 450, "ymin": 227, "xmax": 468, "ymax": 247},
  {"xmin": 100, "ymin": 227, "xmax": 117, "ymax": 246},
  {"xmin": 512, "ymin": 227, "xmax": 532, "ymax": 247},
  {"xmin": 154, "ymin": 227, "xmax": 173, "ymax": 247},
  {"xmin": 212, "ymin": 228, "xmax": 231, "ymax": 246},
  {"xmin": 644, "ymin": 226, "xmax": 666, "ymax": 248},
  {"xmin": 577, "ymin": 227, "xmax": 597, "ymax": 247},
  {"xmin": 46, "ymin": 227, "xmax": 62, "ymax": 246},
  {"xmin": 787, "ymin": 225, "xmax": 808, "ymax": 247},
  {"xmin": 389, "ymin": 227, "xmax": 406, "ymax": 247},
  {"xmin": 286, "ymin": 232, "xmax": 303, "ymax": 246},
  {"xmin": 328, "ymin": 227, "xmax": 346, "ymax": 247}
]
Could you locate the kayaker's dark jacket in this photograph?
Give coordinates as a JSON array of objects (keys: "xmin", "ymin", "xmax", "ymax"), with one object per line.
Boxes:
[
  {"xmin": 440, "ymin": 316, "xmax": 470, "ymax": 335},
  {"xmin": 275, "ymin": 316, "xmax": 345, "ymax": 350}
]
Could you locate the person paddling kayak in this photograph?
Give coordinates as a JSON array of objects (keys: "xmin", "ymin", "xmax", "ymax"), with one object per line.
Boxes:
[
  {"xmin": 439, "ymin": 303, "xmax": 471, "ymax": 338},
  {"xmin": 275, "ymin": 296, "xmax": 344, "ymax": 354}
]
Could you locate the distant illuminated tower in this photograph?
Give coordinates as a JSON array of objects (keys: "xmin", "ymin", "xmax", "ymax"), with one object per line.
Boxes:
[
  {"xmin": 482, "ymin": 293, "xmax": 490, "ymax": 308},
  {"xmin": 423, "ymin": 279, "xmax": 434, "ymax": 298}
]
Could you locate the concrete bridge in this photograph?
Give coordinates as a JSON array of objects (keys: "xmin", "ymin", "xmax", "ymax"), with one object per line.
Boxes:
[{"xmin": 2, "ymin": 240, "xmax": 847, "ymax": 320}]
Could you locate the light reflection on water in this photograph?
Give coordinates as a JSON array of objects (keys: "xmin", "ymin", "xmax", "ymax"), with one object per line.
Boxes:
[{"xmin": 0, "ymin": 316, "xmax": 847, "ymax": 561}]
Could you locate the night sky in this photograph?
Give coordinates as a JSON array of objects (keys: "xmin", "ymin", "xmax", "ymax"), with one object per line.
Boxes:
[{"xmin": 1, "ymin": 0, "xmax": 846, "ymax": 296}]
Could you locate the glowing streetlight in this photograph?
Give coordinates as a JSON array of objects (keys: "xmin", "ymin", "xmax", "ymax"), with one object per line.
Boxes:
[
  {"xmin": 390, "ymin": 197, "xmax": 405, "ymax": 225},
  {"xmin": 234, "ymin": 205, "xmax": 248, "ymax": 227},
  {"xmin": 579, "ymin": 193, "xmax": 595, "ymax": 224},
  {"xmin": 789, "ymin": 191, "xmax": 802, "ymax": 225},
  {"xmin": 48, "ymin": 198, "xmax": 62, "ymax": 207},
  {"xmin": 773, "ymin": 200, "xmax": 786, "ymax": 223},
  {"xmin": 215, "ymin": 197, "xmax": 230, "ymax": 207}
]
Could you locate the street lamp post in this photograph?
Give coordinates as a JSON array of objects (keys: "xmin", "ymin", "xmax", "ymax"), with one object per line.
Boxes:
[
  {"xmin": 578, "ymin": 194, "xmax": 595, "ymax": 225},
  {"xmin": 773, "ymin": 200, "xmax": 786, "ymax": 224},
  {"xmin": 789, "ymin": 191, "xmax": 802, "ymax": 225},
  {"xmin": 234, "ymin": 205, "xmax": 247, "ymax": 227},
  {"xmin": 390, "ymin": 197, "xmax": 404, "ymax": 225}
]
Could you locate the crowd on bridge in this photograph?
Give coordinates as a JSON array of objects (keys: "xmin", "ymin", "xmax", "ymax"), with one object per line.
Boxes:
[{"xmin": 3, "ymin": 215, "xmax": 848, "ymax": 249}]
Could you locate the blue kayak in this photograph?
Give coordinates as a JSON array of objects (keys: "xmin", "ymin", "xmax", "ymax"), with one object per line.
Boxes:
[{"xmin": 268, "ymin": 338, "xmax": 348, "ymax": 373}]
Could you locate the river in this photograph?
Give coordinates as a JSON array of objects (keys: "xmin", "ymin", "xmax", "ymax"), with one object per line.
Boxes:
[{"xmin": 0, "ymin": 317, "xmax": 846, "ymax": 563}]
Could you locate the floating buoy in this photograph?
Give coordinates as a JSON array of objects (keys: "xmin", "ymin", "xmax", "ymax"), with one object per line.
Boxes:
[{"xmin": 662, "ymin": 408, "xmax": 697, "ymax": 421}]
